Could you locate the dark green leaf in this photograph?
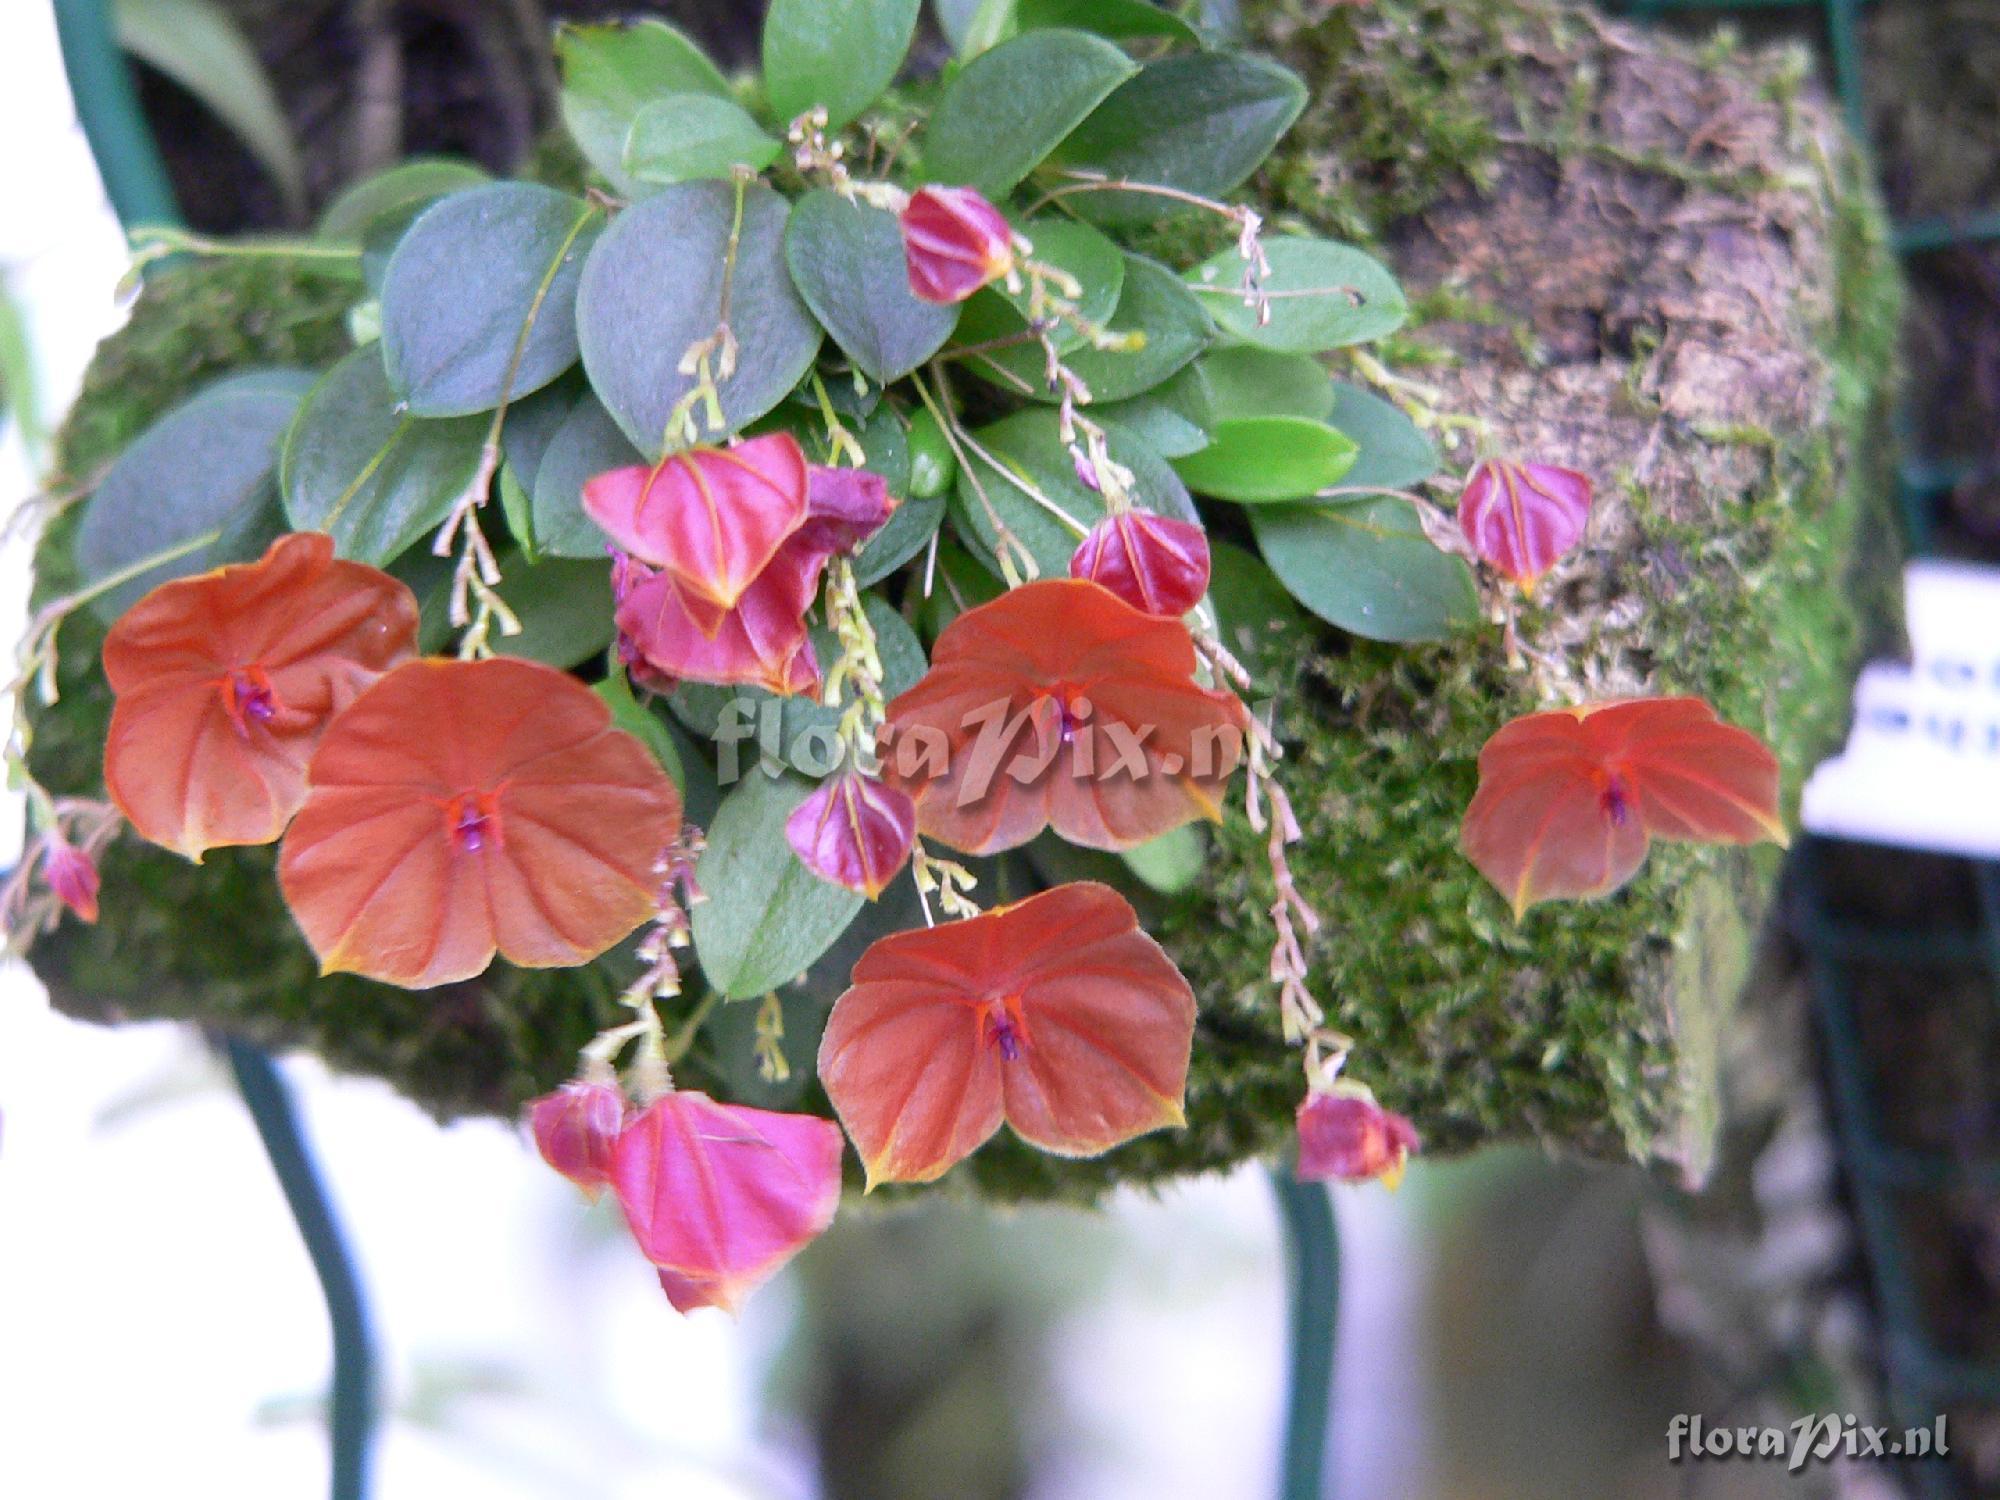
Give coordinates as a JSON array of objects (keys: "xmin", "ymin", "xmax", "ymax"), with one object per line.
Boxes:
[
  {"xmin": 380, "ymin": 184, "xmax": 601, "ymax": 417},
  {"xmin": 763, "ymin": 0, "xmax": 921, "ymax": 129},
  {"xmin": 1017, "ymin": 0, "xmax": 1198, "ymax": 42},
  {"xmin": 577, "ymin": 180, "xmax": 822, "ymax": 456},
  {"xmin": 924, "ymin": 29, "xmax": 1136, "ymax": 197},
  {"xmin": 952, "ymin": 404, "xmax": 1197, "ymax": 578},
  {"xmin": 490, "ymin": 554, "xmax": 616, "ymax": 668},
  {"xmin": 1199, "ymin": 345, "xmax": 1331, "ymax": 422},
  {"xmin": 1206, "ymin": 537, "xmax": 1303, "ymax": 686},
  {"xmin": 498, "ymin": 464, "xmax": 537, "ymax": 561},
  {"xmin": 692, "ymin": 770, "xmax": 866, "ymax": 997},
  {"xmin": 964, "ymin": 252, "xmax": 1211, "ymax": 404},
  {"xmin": 595, "ymin": 669, "xmax": 686, "ymax": 791},
  {"xmin": 624, "ymin": 94, "xmax": 782, "ymax": 184},
  {"xmin": 952, "ymin": 217, "xmax": 1124, "ymax": 359},
  {"xmin": 784, "ymin": 190, "xmax": 958, "ymax": 384},
  {"xmin": 1327, "ymin": 380, "xmax": 1437, "ymax": 490},
  {"xmin": 855, "ymin": 493, "xmax": 944, "ymax": 585},
  {"xmin": 532, "ymin": 393, "xmax": 645, "ymax": 558},
  {"xmin": 279, "ymin": 345, "xmax": 487, "ymax": 566},
  {"xmin": 1189, "ymin": 237, "xmax": 1405, "ymax": 353},
  {"xmin": 1097, "ymin": 364, "xmax": 1213, "ymax": 457},
  {"xmin": 1054, "ymin": 52, "xmax": 1305, "ymax": 224},
  {"xmin": 557, "ymin": 19, "xmax": 730, "ymax": 192},
  {"xmin": 74, "ymin": 370, "xmax": 312, "ymax": 622},
  {"xmin": 1171, "ymin": 414, "xmax": 1356, "ymax": 502},
  {"xmin": 316, "ymin": 158, "xmax": 489, "ymax": 245},
  {"xmin": 498, "ymin": 373, "xmax": 587, "ymax": 495},
  {"xmin": 1250, "ymin": 496, "xmax": 1477, "ymax": 642}
]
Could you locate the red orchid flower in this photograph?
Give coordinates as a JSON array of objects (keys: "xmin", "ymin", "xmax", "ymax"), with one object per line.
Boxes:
[
  {"xmin": 900, "ymin": 185, "xmax": 1016, "ymax": 305},
  {"xmin": 785, "ymin": 770, "xmax": 916, "ymax": 899},
  {"xmin": 1295, "ymin": 1089, "xmax": 1419, "ymax": 1187},
  {"xmin": 1460, "ymin": 696, "xmax": 1787, "ymax": 919},
  {"xmin": 878, "ymin": 579, "xmax": 1249, "ymax": 854},
  {"xmin": 1070, "ymin": 511, "xmax": 1210, "ymax": 619},
  {"xmin": 817, "ymin": 882, "xmax": 1196, "ymax": 1187},
  {"xmin": 529, "ymin": 1081, "xmax": 625, "ymax": 1197},
  {"xmin": 278, "ymin": 657, "xmax": 682, "ymax": 988},
  {"xmin": 609, "ymin": 1090, "xmax": 843, "ymax": 1314},
  {"xmin": 589, "ymin": 438, "xmax": 893, "ymax": 695},
  {"xmin": 1456, "ymin": 459, "xmax": 1593, "ymax": 591},
  {"xmin": 102, "ymin": 532, "xmax": 419, "ymax": 859}
]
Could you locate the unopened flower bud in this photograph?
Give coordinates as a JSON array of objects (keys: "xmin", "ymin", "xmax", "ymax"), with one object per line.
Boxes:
[{"xmin": 900, "ymin": 185, "xmax": 1015, "ymax": 305}]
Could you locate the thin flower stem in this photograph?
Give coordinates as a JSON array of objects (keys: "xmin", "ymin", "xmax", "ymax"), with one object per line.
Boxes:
[{"xmin": 916, "ymin": 366, "xmax": 1037, "ymax": 584}]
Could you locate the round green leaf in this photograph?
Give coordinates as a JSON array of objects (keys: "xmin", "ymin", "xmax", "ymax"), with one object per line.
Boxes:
[
  {"xmin": 557, "ymin": 19, "xmax": 730, "ymax": 192},
  {"xmin": 498, "ymin": 373, "xmax": 587, "ymax": 496},
  {"xmin": 952, "ymin": 404, "xmax": 1197, "ymax": 579},
  {"xmin": 74, "ymin": 370, "xmax": 313, "ymax": 623},
  {"xmin": 1199, "ymin": 345, "xmax": 1332, "ymax": 422},
  {"xmin": 783, "ymin": 190, "xmax": 958, "ymax": 384},
  {"xmin": 280, "ymin": 345, "xmax": 488, "ymax": 566},
  {"xmin": 953, "ymin": 216, "xmax": 1124, "ymax": 359},
  {"xmin": 1121, "ymin": 825, "xmax": 1205, "ymax": 893},
  {"xmin": 855, "ymin": 493, "xmax": 945, "ymax": 586},
  {"xmin": 763, "ymin": 0, "xmax": 921, "ymax": 130},
  {"xmin": 1206, "ymin": 537, "xmax": 1304, "ymax": 687},
  {"xmin": 380, "ymin": 183, "xmax": 601, "ymax": 417},
  {"xmin": 923, "ymin": 28, "xmax": 1136, "ymax": 197},
  {"xmin": 317, "ymin": 157, "xmax": 489, "ymax": 245},
  {"xmin": 693, "ymin": 769, "xmax": 867, "ymax": 997},
  {"xmin": 624, "ymin": 94, "xmax": 782, "ymax": 185},
  {"xmin": 1171, "ymin": 415, "xmax": 1357, "ymax": 502},
  {"xmin": 964, "ymin": 253, "xmax": 1211, "ymax": 405},
  {"xmin": 577, "ymin": 180, "xmax": 822, "ymax": 457},
  {"xmin": 532, "ymin": 393, "xmax": 645, "ymax": 558},
  {"xmin": 1327, "ymin": 380, "xmax": 1438, "ymax": 491},
  {"xmin": 1096, "ymin": 363, "xmax": 1214, "ymax": 457},
  {"xmin": 1017, "ymin": 0, "xmax": 1198, "ymax": 43},
  {"xmin": 492, "ymin": 555, "xmax": 616, "ymax": 668},
  {"xmin": 1249, "ymin": 496, "xmax": 1477, "ymax": 642},
  {"xmin": 1189, "ymin": 237, "xmax": 1406, "ymax": 353},
  {"xmin": 1053, "ymin": 52, "xmax": 1306, "ymax": 224}
]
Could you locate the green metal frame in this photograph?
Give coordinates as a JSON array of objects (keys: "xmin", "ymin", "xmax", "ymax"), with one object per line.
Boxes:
[{"xmin": 1622, "ymin": 2, "xmax": 1995, "ymax": 1492}]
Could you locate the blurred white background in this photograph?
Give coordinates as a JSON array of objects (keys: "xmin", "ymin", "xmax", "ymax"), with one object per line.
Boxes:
[{"xmin": 0, "ymin": 4, "xmax": 1431, "ymax": 1495}]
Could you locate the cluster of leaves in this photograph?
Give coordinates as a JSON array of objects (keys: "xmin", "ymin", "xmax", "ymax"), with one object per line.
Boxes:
[{"xmin": 29, "ymin": 0, "xmax": 1795, "ymax": 1303}]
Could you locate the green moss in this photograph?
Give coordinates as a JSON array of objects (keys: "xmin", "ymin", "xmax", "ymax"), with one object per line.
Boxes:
[{"xmin": 23, "ymin": 0, "xmax": 1905, "ymax": 1204}]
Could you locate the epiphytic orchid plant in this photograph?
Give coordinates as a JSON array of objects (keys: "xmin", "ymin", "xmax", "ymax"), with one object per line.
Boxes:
[{"xmin": 9, "ymin": 0, "xmax": 1788, "ymax": 1312}]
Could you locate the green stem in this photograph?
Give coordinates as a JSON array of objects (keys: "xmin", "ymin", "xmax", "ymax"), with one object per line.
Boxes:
[{"xmin": 1270, "ymin": 1169, "xmax": 1339, "ymax": 1500}]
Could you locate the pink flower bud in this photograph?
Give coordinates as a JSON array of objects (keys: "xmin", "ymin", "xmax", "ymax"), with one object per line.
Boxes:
[
  {"xmin": 40, "ymin": 836, "xmax": 99, "ymax": 925},
  {"xmin": 1294, "ymin": 1090, "xmax": 1419, "ymax": 1186},
  {"xmin": 900, "ymin": 186, "xmax": 1015, "ymax": 305},
  {"xmin": 610, "ymin": 1091, "xmax": 843, "ymax": 1314},
  {"xmin": 1455, "ymin": 460, "xmax": 1592, "ymax": 591},
  {"xmin": 785, "ymin": 771, "xmax": 916, "ymax": 899},
  {"xmin": 1070, "ymin": 512, "xmax": 1210, "ymax": 618},
  {"xmin": 528, "ymin": 1081, "xmax": 625, "ymax": 1196}
]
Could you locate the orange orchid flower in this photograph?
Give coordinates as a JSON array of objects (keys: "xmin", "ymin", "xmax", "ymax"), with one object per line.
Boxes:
[
  {"xmin": 102, "ymin": 531, "xmax": 419, "ymax": 860},
  {"xmin": 278, "ymin": 657, "xmax": 682, "ymax": 988},
  {"xmin": 1460, "ymin": 696, "xmax": 1787, "ymax": 919},
  {"xmin": 818, "ymin": 882, "xmax": 1196, "ymax": 1187},
  {"xmin": 877, "ymin": 579, "xmax": 1249, "ymax": 855}
]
